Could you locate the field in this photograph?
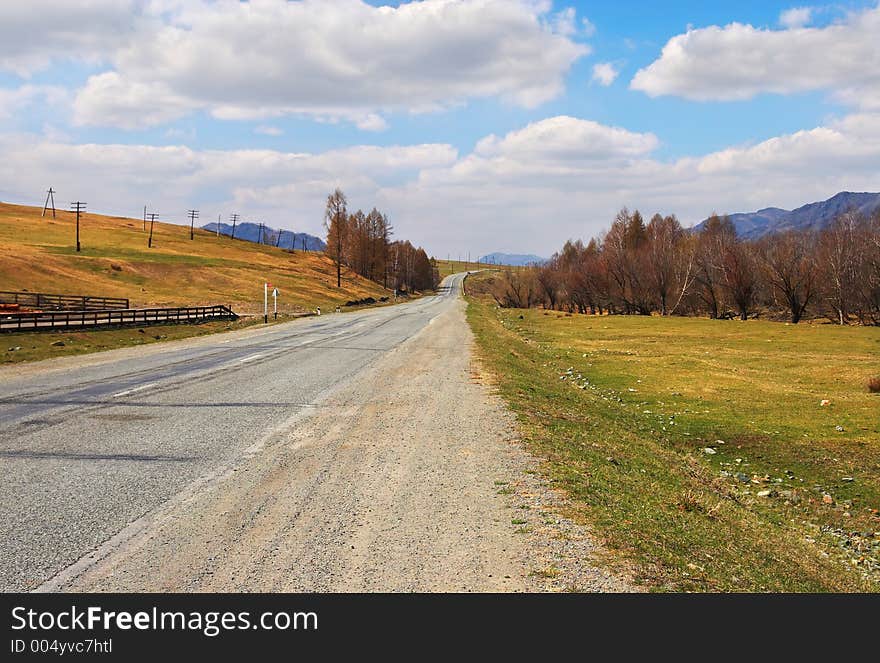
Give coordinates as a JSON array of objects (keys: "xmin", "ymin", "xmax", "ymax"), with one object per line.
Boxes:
[
  {"xmin": 0, "ymin": 202, "xmax": 388, "ymax": 314},
  {"xmin": 466, "ymin": 272, "xmax": 880, "ymax": 591}
]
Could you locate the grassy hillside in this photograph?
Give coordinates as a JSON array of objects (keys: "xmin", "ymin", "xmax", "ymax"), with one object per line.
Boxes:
[
  {"xmin": 0, "ymin": 202, "xmax": 388, "ymax": 314},
  {"xmin": 466, "ymin": 272, "xmax": 880, "ymax": 592}
]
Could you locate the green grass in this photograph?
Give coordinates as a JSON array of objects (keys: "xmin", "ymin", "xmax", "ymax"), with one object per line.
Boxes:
[{"xmin": 466, "ymin": 276, "xmax": 880, "ymax": 592}]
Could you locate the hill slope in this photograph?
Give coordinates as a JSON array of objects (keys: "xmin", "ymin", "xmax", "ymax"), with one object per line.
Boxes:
[
  {"xmin": 694, "ymin": 191, "xmax": 880, "ymax": 239},
  {"xmin": 202, "ymin": 221, "xmax": 325, "ymax": 252},
  {"xmin": 0, "ymin": 203, "xmax": 387, "ymax": 314}
]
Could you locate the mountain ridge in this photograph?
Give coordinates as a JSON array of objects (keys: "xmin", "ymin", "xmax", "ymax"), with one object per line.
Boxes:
[
  {"xmin": 693, "ymin": 191, "xmax": 880, "ymax": 239},
  {"xmin": 477, "ymin": 252, "xmax": 547, "ymax": 266},
  {"xmin": 202, "ymin": 221, "xmax": 326, "ymax": 251}
]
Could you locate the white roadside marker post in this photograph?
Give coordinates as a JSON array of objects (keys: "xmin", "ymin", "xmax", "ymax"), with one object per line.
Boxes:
[
  {"xmin": 272, "ymin": 287, "xmax": 279, "ymax": 320},
  {"xmin": 264, "ymin": 282, "xmax": 269, "ymax": 324}
]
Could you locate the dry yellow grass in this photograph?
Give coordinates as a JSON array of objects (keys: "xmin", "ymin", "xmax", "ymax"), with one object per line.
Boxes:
[{"xmin": 0, "ymin": 202, "xmax": 388, "ymax": 314}]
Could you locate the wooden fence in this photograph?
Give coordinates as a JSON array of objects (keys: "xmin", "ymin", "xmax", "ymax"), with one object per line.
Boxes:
[
  {"xmin": 0, "ymin": 305, "xmax": 238, "ymax": 333},
  {"xmin": 0, "ymin": 291, "xmax": 130, "ymax": 311}
]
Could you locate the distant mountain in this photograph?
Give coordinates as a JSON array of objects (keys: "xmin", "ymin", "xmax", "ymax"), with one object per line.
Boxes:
[
  {"xmin": 693, "ymin": 192, "xmax": 880, "ymax": 240},
  {"xmin": 477, "ymin": 252, "xmax": 546, "ymax": 266},
  {"xmin": 202, "ymin": 222, "xmax": 325, "ymax": 251}
]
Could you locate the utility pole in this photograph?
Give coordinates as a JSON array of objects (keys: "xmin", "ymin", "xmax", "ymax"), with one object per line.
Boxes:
[
  {"xmin": 187, "ymin": 209, "xmax": 199, "ymax": 240},
  {"xmin": 230, "ymin": 213, "xmax": 239, "ymax": 240},
  {"xmin": 147, "ymin": 212, "xmax": 158, "ymax": 248},
  {"xmin": 42, "ymin": 188, "xmax": 56, "ymax": 218},
  {"xmin": 274, "ymin": 228, "xmax": 282, "ymax": 247},
  {"xmin": 70, "ymin": 201, "xmax": 85, "ymax": 252},
  {"xmin": 216, "ymin": 213, "xmax": 220, "ymax": 238}
]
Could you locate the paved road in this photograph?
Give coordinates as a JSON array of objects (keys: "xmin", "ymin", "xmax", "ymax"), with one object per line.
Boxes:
[{"xmin": 0, "ymin": 274, "xmax": 466, "ymax": 591}]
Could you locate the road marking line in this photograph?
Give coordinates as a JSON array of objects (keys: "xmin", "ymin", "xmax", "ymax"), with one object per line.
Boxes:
[{"xmin": 112, "ymin": 382, "xmax": 157, "ymax": 398}]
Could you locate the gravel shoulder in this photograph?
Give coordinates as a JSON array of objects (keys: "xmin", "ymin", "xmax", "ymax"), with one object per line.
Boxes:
[{"xmin": 43, "ymin": 297, "xmax": 631, "ymax": 592}]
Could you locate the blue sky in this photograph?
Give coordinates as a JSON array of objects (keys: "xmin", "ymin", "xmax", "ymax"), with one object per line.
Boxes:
[{"xmin": 1, "ymin": 1, "xmax": 878, "ymax": 256}]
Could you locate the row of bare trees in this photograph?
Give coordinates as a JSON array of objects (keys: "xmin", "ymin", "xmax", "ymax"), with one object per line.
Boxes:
[
  {"xmin": 323, "ymin": 188, "xmax": 439, "ymax": 292},
  {"xmin": 494, "ymin": 207, "xmax": 880, "ymax": 325}
]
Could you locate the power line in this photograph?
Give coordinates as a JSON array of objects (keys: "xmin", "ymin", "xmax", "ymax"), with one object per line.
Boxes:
[
  {"xmin": 187, "ymin": 209, "xmax": 199, "ymax": 240},
  {"xmin": 70, "ymin": 201, "xmax": 86, "ymax": 252}
]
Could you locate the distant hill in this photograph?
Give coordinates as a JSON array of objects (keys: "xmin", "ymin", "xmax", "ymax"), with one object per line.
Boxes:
[
  {"xmin": 202, "ymin": 221, "xmax": 326, "ymax": 251},
  {"xmin": 693, "ymin": 191, "xmax": 880, "ymax": 240},
  {"xmin": 477, "ymin": 252, "xmax": 546, "ymax": 266}
]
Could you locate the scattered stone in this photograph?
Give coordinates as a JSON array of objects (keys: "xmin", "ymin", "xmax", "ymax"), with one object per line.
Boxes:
[
  {"xmin": 835, "ymin": 425, "xmax": 845, "ymax": 432},
  {"xmin": 756, "ymin": 489, "xmax": 774, "ymax": 498},
  {"xmin": 110, "ymin": 263, "xmax": 123, "ymax": 271},
  {"xmin": 841, "ymin": 477, "xmax": 855, "ymax": 482},
  {"xmin": 703, "ymin": 447, "xmax": 717, "ymax": 455},
  {"xmin": 735, "ymin": 472, "xmax": 750, "ymax": 484},
  {"xmin": 50, "ymin": 341, "xmax": 65, "ymax": 347},
  {"xmin": 820, "ymin": 399, "xmax": 831, "ymax": 406},
  {"xmin": 7, "ymin": 346, "xmax": 21, "ymax": 352},
  {"xmin": 822, "ymin": 494, "xmax": 834, "ymax": 504},
  {"xmin": 715, "ymin": 439, "xmax": 726, "ymax": 445}
]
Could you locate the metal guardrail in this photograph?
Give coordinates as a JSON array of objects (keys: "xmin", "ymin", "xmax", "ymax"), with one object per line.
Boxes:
[
  {"xmin": 0, "ymin": 305, "xmax": 238, "ymax": 333},
  {"xmin": 0, "ymin": 291, "xmax": 130, "ymax": 311}
]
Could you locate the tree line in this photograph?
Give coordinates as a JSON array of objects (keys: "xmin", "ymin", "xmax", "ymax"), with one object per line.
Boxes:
[
  {"xmin": 492, "ymin": 207, "xmax": 880, "ymax": 325},
  {"xmin": 323, "ymin": 189, "xmax": 439, "ymax": 292}
]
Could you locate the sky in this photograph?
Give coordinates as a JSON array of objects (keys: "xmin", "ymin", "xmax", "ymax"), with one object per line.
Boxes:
[{"xmin": 0, "ymin": 0, "xmax": 878, "ymax": 259}]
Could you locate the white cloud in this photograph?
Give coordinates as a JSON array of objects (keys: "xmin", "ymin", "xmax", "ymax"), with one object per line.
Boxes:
[
  {"xmin": 0, "ymin": 85, "xmax": 68, "ymax": 120},
  {"xmin": 255, "ymin": 125, "xmax": 284, "ymax": 137},
  {"xmin": 69, "ymin": 0, "xmax": 588, "ymax": 130},
  {"xmin": 3, "ymin": 112, "xmax": 878, "ymax": 257},
  {"xmin": 550, "ymin": 7, "xmax": 578, "ymax": 36},
  {"xmin": 592, "ymin": 62, "xmax": 620, "ymax": 87},
  {"xmin": 379, "ymin": 112, "xmax": 880, "ymax": 255},
  {"xmin": 72, "ymin": 73, "xmax": 195, "ymax": 130},
  {"xmin": 631, "ymin": 5, "xmax": 880, "ymax": 108},
  {"xmin": 779, "ymin": 7, "xmax": 813, "ymax": 29},
  {"xmin": 582, "ymin": 18, "xmax": 597, "ymax": 38},
  {"xmin": 474, "ymin": 116, "xmax": 657, "ymax": 163},
  {"xmin": 0, "ymin": 134, "xmax": 458, "ymax": 237},
  {"xmin": 0, "ymin": 1, "xmax": 139, "ymax": 76},
  {"xmin": 354, "ymin": 114, "xmax": 389, "ymax": 132}
]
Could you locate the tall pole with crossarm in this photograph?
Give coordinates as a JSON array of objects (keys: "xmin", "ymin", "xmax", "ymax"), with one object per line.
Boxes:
[
  {"xmin": 147, "ymin": 212, "xmax": 158, "ymax": 248},
  {"xmin": 70, "ymin": 201, "xmax": 86, "ymax": 252},
  {"xmin": 187, "ymin": 209, "xmax": 199, "ymax": 240}
]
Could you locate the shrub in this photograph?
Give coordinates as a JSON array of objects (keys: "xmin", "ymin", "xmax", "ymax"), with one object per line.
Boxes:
[{"xmin": 868, "ymin": 376, "xmax": 880, "ymax": 393}]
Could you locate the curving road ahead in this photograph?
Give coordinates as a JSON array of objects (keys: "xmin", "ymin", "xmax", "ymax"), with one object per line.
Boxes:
[{"xmin": 0, "ymin": 274, "xmax": 467, "ymax": 591}]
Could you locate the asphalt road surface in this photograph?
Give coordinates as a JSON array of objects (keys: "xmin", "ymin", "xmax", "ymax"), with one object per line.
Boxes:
[{"xmin": 0, "ymin": 273, "xmax": 628, "ymax": 592}]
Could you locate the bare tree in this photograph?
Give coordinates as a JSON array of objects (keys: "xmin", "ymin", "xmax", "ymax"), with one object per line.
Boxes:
[
  {"xmin": 758, "ymin": 231, "xmax": 818, "ymax": 323},
  {"xmin": 323, "ymin": 188, "xmax": 348, "ymax": 288}
]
